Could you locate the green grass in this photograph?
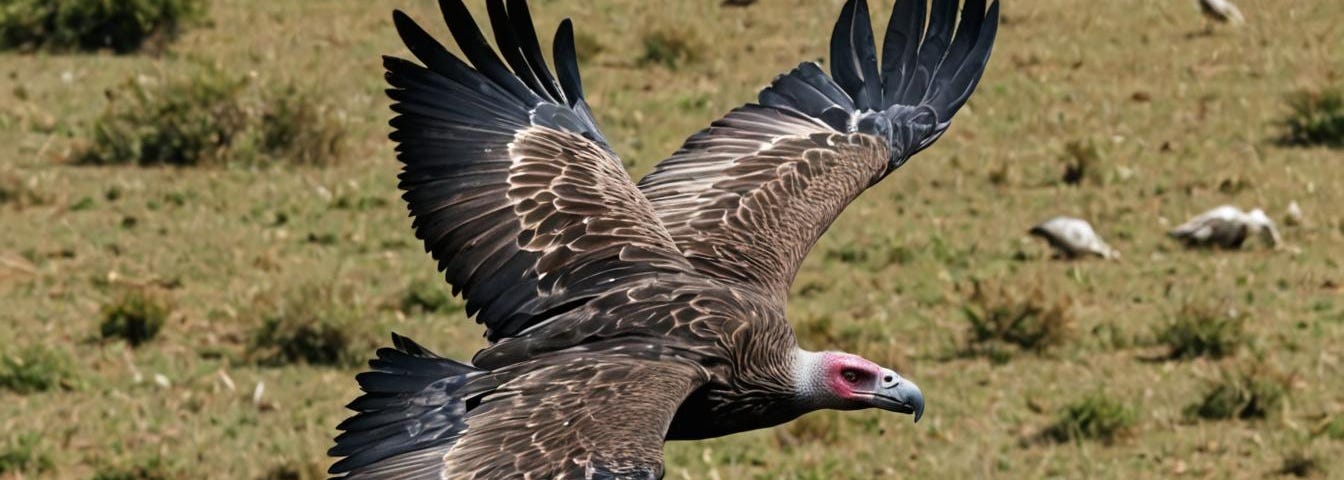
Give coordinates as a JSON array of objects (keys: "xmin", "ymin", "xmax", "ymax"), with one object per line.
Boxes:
[
  {"xmin": 0, "ymin": 346, "xmax": 77, "ymax": 394},
  {"xmin": 0, "ymin": 434, "xmax": 52, "ymax": 475},
  {"xmin": 1, "ymin": 0, "xmax": 1342, "ymax": 478}
]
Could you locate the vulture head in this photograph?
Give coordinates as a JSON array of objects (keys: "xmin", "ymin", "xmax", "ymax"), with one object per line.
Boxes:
[
  {"xmin": 1246, "ymin": 209, "xmax": 1282, "ymax": 247},
  {"xmin": 795, "ymin": 350, "xmax": 925, "ymax": 422}
]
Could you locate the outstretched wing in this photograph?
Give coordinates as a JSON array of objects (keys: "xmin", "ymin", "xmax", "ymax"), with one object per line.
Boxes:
[
  {"xmin": 387, "ymin": 0, "xmax": 692, "ymax": 341},
  {"xmin": 337, "ymin": 353, "xmax": 708, "ymax": 480},
  {"xmin": 637, "ymin": 0, "xmax": 999, "ymax": 302}
]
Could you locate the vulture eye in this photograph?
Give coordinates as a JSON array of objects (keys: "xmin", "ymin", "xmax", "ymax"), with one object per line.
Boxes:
[{"xmin": 841, "ymin": 370, "xmax": 860, "ymax": 384}]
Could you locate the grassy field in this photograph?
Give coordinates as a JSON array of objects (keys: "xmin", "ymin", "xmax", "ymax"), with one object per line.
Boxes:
[{"xmin": 2, "ymin": 0, "xmax": 1342, "ymax": 478}]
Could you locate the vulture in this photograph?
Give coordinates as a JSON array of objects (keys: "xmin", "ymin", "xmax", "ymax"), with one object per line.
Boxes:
[
  {"xmin": 1029, "ymin": 216, "xmax": 1120, "ymax": 260},
  {"xmin": 1199, "ymin": 0, "xmax": 1245, "ymax": 25},
  {"xmin": 329, "ymin": 0, "xmax": 999, "ymax": 478},
  {"xmin": 1169, "ymin": 205, "xmax": 1281, "ymax": 249}
]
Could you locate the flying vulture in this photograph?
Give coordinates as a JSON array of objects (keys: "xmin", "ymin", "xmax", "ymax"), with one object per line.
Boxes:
[
  {"xmin": 1199, "ymin": 0, "xmax": 1246, "ymax": 25},
  {"xmin": 1029, "ymin": 216, "xmax": 1120, "ymax": 260},
  {"xmin": 330, "ymin": 0, "xmax": 999, "ymax": 477},
  {"xmin": 1169, "ymin": 205, "xmax": 1281, "ymax": 249}
]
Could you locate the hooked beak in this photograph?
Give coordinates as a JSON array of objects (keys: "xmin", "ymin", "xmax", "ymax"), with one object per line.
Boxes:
[{"xmin": 860, "ymin": 369, "xmax": 925, "ymax": 423}]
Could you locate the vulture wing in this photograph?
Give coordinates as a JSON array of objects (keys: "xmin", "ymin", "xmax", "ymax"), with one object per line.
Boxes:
[
  {"xmin": 387, "ymin": 0, "xmax": 693, "ymax": 342},
  {"xmin": 638, "ymin": 0, "xmax": 998, "ymax": 303},
  {"xmin": 337, "ymin": 352, "xmax": 708, "ymax": 479}
]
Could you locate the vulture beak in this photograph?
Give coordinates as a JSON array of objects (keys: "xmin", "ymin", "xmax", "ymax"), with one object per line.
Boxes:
[{"xmin": 864, "ymin": 369, "xmax": 925, "ymax": 423}]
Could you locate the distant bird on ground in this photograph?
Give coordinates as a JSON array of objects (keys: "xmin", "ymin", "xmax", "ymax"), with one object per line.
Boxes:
[
  {"xmin": 1029, "ymin": 217, "xmax": 1120, "ymax": 260},
  {"xmin": 1199, "ymin": 0, "xmax": 1245, "ymax": 25},
  {"xmin": 1169, "ymin": 205, "xmax": 1281, "ymax": 249},
  {"xmin": 328, "ymin": 0, "xmax": 999, "ymax": 478},
  {"xmin": 1284, "ymin": 201, "xmax": 1303, "ymax": 227},
  {"xmin": 722, "ymin": 0, "xmax": 757, "ymax": 6}
]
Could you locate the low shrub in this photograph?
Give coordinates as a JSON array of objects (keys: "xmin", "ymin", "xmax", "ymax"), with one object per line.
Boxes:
[
  {"xmin": 1185, "ymin": 364, "xmax": 1288, "ymax": 420},
  {"xmin": 1156, "ymin": 300, "xmax": 1246, "ymax": 360},
  {"xmin": 1278, "ymin": 451, "xmax": 1324, "ymax": 478},
  {"xmin": 963, "ymin": 279, "xmax": 1075, "ymax": 356},
  {"xmin": 1044, "ymin": 392, "xmax": 1137, "ymax": 444},
  {"xmin": 399, "ymin": 278, "xmax": 462, "ymax": 315},
  {"xmin": 249, "ymin": 284, "xmax": 375, "ymax": 367},
  {"xmin": 1279, "ymin": 87, "xmax": 1344, "ymax": 148},
  {"xmin": 0, "ymin": 0, "xmax": 207, "ymax": 53},
  {"xmin": 77, "ymin": 71, "xmax": 346, "ymax": 167},
  {"xmin": 100, "ymin": 290, "xmax": 172, "ymax": 347},
  {"xmin": 640, "ymin": 26, "xmax": 703, "ymax": 69}
]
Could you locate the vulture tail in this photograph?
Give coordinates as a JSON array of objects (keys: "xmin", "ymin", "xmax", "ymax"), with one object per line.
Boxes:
[
  {"xmin": 328, "ymin": 333, "xmax": 486, "ymax": 477},
  {"xmin": 759, "ymin": 0, "xmax": 999, "ymax": 175}
]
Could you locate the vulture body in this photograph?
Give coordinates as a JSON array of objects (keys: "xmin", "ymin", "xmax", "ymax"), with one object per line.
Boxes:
[
  {"xmin": 1029, "ymin": 216, "xmax": 1119, "ymax": 260},
  {"xmin": 1169, "ymin": 205, "xmax": 1281, "ymax": 249},
  {"xmin": 330, "ymin": 0, "xmax": 999, "ymax": 478},
  {"xmin": 1199, "ymin": 0, "xmax": 1246, "ymax": 25}
]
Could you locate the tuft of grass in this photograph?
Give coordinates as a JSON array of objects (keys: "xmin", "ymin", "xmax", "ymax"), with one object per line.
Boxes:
[
  {"xmin": 0, "ymin": 0, "xmax": 207, "ymax": 53},
  {"xmin": 1278, "ymin": 451, "xmax": 1324, "ymax": 478},
  {"xmin": 963, "ymin": 279, "xmax": 1075, "ymax": 356},
  {"xmin": 639, "ymin": 26, "xmax": 703, "ymax": 69},
  {"xmin": 1060, "ymin": 139, "xmax": 1103, "ymax": 186},
  {"xmin": 571, "ymin": 30, "xmax": 604, "ymax": 60},
  {"xmin": 1278, "ymin": 87, "xmax": 1344, "ymax": 148},
  {"xmin": 92, "ymin": 456, "xmax": 182, "ymax": 480},
  {"xmin": 1185, "ymin": 364, "xmax": 1289, "ymax": 420},
  {"xmin": 100, "ymin": 289, "xmax": 172, "ymax": 347},
  {"xmin": 77, "ymin": 71, "xmax": 346, "ymax": 167},
  {"xmin": 1156, "ymin": 300, "xmax": 1246, "ymax": 360},
  {"xmin": 248, "ymin": 284, "xmax": 376, "ymax": 367},
  {"xmin": 1044, "ymin": 392, "xmax": 1137, "ymax": 444},
  {"xmin": 0, "ymin": 346, "xmax": 77, "ymax": 394},
  {"xmin": 0, "ymin": 170, "xmax": 45, "ymax": 208},
  {"xmin": 258, "ymin": 85, "xmax": 348, "ymax": 167},
  {"xmin": 399, "ymin": 278, "xmax": 462, "ymax": 315},
  {"xmin": 0, "ymin": 434, "xmax": 52, "ymax": 475},
  {"xmin": 257, "ymin": 460, "xmax": 326, "ymax": 480}
]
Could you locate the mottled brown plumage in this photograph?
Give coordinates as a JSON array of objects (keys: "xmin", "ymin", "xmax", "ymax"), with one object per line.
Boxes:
[{"xmin": 331, "ymin": 0, "xmax": 998, "ymax": 478}]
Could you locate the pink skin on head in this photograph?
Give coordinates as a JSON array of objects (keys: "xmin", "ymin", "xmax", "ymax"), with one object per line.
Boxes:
[{"xmin": 821, "ymin": 352, "xmax": 884, "ymax": 403}]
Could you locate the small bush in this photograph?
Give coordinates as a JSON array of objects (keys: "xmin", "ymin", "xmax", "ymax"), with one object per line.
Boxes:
[
  {"xmin": 100, "ymin": 290, "xmax": 171, "ymax": 347},
  {"xmin": 249, "ymin": 284, "xmax": 375, "ymax": 367},
  {"xmin": 0, "ymin": 346, "xmax": 77, "ymax": 393},
  {"xmin": 77, "ymin": 71, "xmax": 346, "ymax": 167},
  {"xmin": 1279, "ymin": 87, "xmax": 1344, "ymax": 148},
  {"xmin": 640, "ymin": 26, "xmax": 702, "ymax": 69},
  {"xmin": 1278, "ymin": 451, "xmax": 1324, "ymax": 478},
  {"xmin": 400, "ymin": 279, "xmax": 461, "ymax": 315},
  {"xmin": 1186, "ymin": 364, "xmax": 1288, "ymax": 420},
  {"xmin": 963, "ymin": 280, "xmax": 1074, "ymax": 356},
  {"xmin": 0, "ymin": 0, "xmax": 207, "ymax": 53},
  {"xmin": 1044, "ymin": 392, "xmax": 1137, "ymax": 444},
  {"xmin": 0, "ymin": 434, "xmax": 52, "ymax": 475},
  {"xmin": 1156, "ymin": 300, "xmax": 1246, "ymax": 360},
  {"xmin": 1060, "ymin": 139, "xmax": 1103, "ymax": 186}
]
